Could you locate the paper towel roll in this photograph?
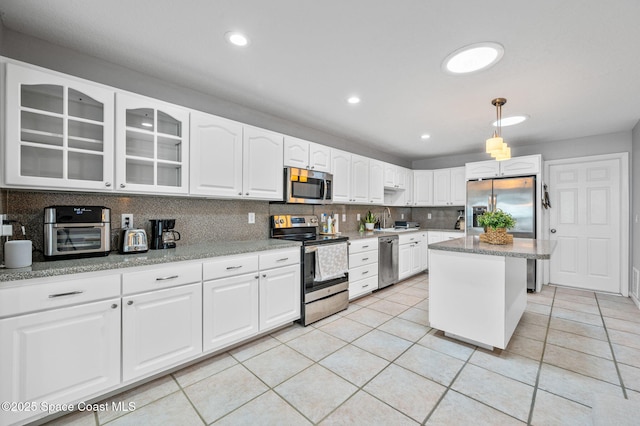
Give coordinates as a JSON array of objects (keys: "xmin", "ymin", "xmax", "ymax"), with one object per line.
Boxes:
[{"xmin": 4, "ymin": 240, "xmax": 32, "ymax": 268}]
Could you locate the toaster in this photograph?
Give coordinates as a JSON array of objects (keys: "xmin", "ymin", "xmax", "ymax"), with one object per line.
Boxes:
[{"xmin": 119, "ymin": 229, "xmax": 149, "ymax": 253}]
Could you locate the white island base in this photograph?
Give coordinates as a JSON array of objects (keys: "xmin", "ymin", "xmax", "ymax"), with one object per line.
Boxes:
[{"xmin": 429, "ymin": 250, "xmax": 527, "ymax": 350}]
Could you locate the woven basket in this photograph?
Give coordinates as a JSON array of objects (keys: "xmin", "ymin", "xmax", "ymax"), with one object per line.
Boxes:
[{"xmin": 479, "ymin": 227, "xmax": 513, "ymax": 245}]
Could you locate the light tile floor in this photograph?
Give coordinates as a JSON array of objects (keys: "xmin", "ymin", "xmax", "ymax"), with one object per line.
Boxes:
[{"xmin": 44, "ymin": 273, "xmax": 640, "ymax": 425}]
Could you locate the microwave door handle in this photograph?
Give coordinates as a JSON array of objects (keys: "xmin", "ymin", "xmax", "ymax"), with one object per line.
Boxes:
[{"xmin": 322, "ymin": 179, "xmax": 328, "ymax": 202}]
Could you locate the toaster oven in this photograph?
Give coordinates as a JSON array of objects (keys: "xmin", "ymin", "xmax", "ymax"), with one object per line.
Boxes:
[{"xmin": 44, "ymin": 206, "xmax": 111, "ymax": 260}]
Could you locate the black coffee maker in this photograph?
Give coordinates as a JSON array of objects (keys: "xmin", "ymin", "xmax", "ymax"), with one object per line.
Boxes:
[{"xmin": 149, "ymin": 219, "xmax": 181, "ymax": 249}]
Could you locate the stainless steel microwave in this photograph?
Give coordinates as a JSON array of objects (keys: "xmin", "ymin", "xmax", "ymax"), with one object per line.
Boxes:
[{"xmin": 284, "ymin": 167, "xmax": 333, "ymax": 204}]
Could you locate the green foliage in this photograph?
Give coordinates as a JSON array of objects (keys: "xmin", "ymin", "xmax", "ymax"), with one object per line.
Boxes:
[
  {"xmin": 477, "ymin": 209, "xmax": 516, "ymax": 230},
  {"xmin": 364, "ymin": 210, "xmax": 377, "ymax": 223}
]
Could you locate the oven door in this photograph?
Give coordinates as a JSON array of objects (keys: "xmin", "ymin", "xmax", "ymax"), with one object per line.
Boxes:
[
  {"xmin": 285, "ymin": 167, "xmax": 333, "ymax": 204},
  {"xmin": 44, "ymin": 223, "xmax": 109, "ymax": 257},
  {"xmin": 303, "ymin": 243, "xmax": 348, "ymax": 294}
]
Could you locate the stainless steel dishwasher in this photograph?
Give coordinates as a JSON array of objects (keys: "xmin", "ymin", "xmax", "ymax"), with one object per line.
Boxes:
[{"xmin": 378, "ymin": 235, "xmax": 399, "ymax": 289}]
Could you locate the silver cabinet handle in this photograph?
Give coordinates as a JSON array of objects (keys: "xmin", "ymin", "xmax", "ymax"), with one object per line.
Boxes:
[
  {"xmin": 255, "ymin": 275, "xmax": 259, "ymax": 279},
  {"xmin": 262, "ymin": 274, "xmax": 267, "ymax": 278},
  {"xmin": 105, "ymin": 182, "xmax": 112, "ymax": 187},
  {"xmin": 120, "ymin": 183, "xmax": 126, "ymax": 188},
  {"xmin": 362, "ymin": 284, "xmax": 369, "ymax": 288},
  {"xmin": 362, "ymin": 257, "xmax": 369, "ymax": 261},
  {"xmin": 156, "ymin": 275, "xmax": 178, "ymax": 281},
  {"xmin": 362, "ymin": 245, "xmax": 369, "ymax": 249},
  {"xmin": 127, "ymin": 300, "xmax": 134, "ymax": 305},
  {"xmin": 276, "ymin": 257, "xmax": 289, "ymax": 262},
  {"xmin": 111, "ymin": 304, "xmax": 118, "ymax": 309},
  {"xmin": 49, "ymin": 291, "xmax": 83, "ymax": 298},
  {"xmin": 551, "ymin": 229, "xmax": 557, "ymax": 233},
  {"xmin": 362, "ymin": 271, "xmax": 369, "ymax": 275},
  {"xmin": 226, "ymin": 265, "xmax": 243, "ymax": 270}
]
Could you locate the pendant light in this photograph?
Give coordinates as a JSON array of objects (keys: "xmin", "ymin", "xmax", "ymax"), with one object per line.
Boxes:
[{"xmin": 485, "ymin": 97, "xmax": 511, "ymax": 161}]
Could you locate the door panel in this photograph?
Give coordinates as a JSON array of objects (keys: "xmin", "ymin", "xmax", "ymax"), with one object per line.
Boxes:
[{"xmin": 549, "ymin": 158, "xmax": 621, "ymax": 293}]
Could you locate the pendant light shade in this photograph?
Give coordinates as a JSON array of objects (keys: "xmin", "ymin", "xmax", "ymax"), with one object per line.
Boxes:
[{"xmin": 486, "ymin": 98, "xmax": 511, "ymax": 161}]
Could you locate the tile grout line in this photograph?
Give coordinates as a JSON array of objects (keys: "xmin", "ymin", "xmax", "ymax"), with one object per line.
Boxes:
[
  {"xmin": 168, "ymin": 373, "xmax": 209, "ymax": 426},
  {"xmin": 526, "ymin": 285, "xmax": 556, "ymax": 426},
  {"xmin": 594, "ymin": 293, "xmax": 628, "ymax": 399}
]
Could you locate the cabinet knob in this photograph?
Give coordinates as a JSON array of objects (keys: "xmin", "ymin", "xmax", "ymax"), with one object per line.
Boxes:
[
  {"xmin": 262, "ymin": 274, "xmax": 267, "ymax": 278},
  {"xmin": 238, "ymin": 192, "xmax": 242, "ymax": 195},
  {"xmin": 105, "ymin": 182, "xmax": 112, "ymax": 187},
  {"xmin": 311, "ymin": 166, "xmax": 315, "ymax": 169},
  {"xmin": 111, "ymin": 304, "xmax": 118, "ymax": 309},
  {"xmin": 127, "ymin": 300, "xmax": 134, "ymax": 305},
  {"xmin": 120, "ymin": 183, "xmax": 126, "ymax": 188},
  {"xmin": 255, "ymin": 275, "xmax": 259, "ymax": 279},
  {"xmin": 245, "ymin": 192, "xmax": 249, "ymax": 196}
]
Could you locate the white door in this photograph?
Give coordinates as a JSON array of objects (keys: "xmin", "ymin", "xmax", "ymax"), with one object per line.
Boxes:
[
  {"xmin": 243, "ymin": 126, "xmax": 284, "ymax": 200},
  {"xmin": 259, "ymin": 264, "xmax": 300, "ymax": 330},
  {"xmin": 203, "ymin": 273, "xmax": 259, "ymax": 352},
  {"xmin": 0, "ymin": 299, "xmax": 120, "ymax": 425},
  {"xmin": 190, "ymin": 112, "xmax": 243, "ymax": 197},
  {"xmin": 122, "ymin": 283, "xmax": 202, "ymax": 381},
  {"xmin": 548, "ymin": 155, "xmax": 627, "ymax": 294}
]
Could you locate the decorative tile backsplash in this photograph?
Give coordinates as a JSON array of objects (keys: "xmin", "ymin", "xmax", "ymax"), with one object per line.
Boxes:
[{"xmin": 1, "ymin": 190, "xmax": 465, "ymax": 261}]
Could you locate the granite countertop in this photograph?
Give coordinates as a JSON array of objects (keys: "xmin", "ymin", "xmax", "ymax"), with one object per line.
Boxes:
[
  {"xmin": 428, "ymin": 236, "xmax": 556, "ymax": 260},
  {"xmin": 340, "ymin": 228, "xmax": 464, "ymax": 240},
  {"xmin": 0, "ymin": 239, "xmax": 301, "ymax": 284}
]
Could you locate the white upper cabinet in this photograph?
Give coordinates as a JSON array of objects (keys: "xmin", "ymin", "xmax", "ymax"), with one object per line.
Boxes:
[
  {"xmin": 189, "ymin": 115, "xmax": 284, "ymax": 200},
  {"xmin": 369, "ymin": 159, "xmax": 385, "ymax": 205},
  {"xmin": 190, "ymin": 112, "xmax": 243, "ymax": 197},
  {"xmin": 350, "ymin": 154, "xmax": 370, "ymax": 203},
  {"xmin": 383, "ymin": 163, "xmax": 407, "ymax": 190},
  {"xmin": 331, "ymin": 149, "xmax": 352, "ymax": 203},
  {"xmin": 4, "ymin": 63, "xmax": 115, "ymax": 191},
  {"xmin": 413, "ymin": 170, "xmax": 434, "ymax": 206},
  {"xmin": 466, "ymin": 155, "xmax": 541, "ymax": 180},
  {"xmin": 115, "ymin": 92, "xmax": 190, "ymax": 194},
  {"xmin": 243, "ymin": 126, "xmax": 284, "ymax": 200},
  {"xmin": 433, "ymin": 167, "xmax": 465, "ymax": 206},
  {"xmin": 284, "ymin": 136, "xmax": 331, "ymax": 172}
]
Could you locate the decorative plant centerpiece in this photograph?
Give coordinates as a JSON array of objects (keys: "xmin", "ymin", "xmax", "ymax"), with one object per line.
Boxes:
[
  {"xmin": 363, "ymin": 211, "xmax": 377, "ymax": 231},
  {"xmin": 477, "ymin": 209, "xmax": 516, "ymax": 244}
]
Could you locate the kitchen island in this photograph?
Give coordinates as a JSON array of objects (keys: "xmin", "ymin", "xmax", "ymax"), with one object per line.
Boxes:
[{"xmin": 428, "ymin": 236, "xmax": 555, "ymax": 350}]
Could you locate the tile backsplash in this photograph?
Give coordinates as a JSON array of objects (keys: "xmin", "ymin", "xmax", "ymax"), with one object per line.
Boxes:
[{"xmin": 0, "ymin": 190, "xmax": 424, "ymax": 261}]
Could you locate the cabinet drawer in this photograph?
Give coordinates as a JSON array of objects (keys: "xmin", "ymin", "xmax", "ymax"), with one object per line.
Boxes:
[
  {"xmin": 399, "ymin": 233, "xmax": 421, "ymax": 245},
  {"xmin": 203, "ymin": 254, "xmax": 258, "ymax": 281},
  {"xmin": 349, "ymin": 275, "xmax": 378, "ymax": 299},
  {"xmin": 349, "ymin": 238, "xmax": 378, "ymax": 254},
  {"xmin": 349, "ymin": 250, "xmax": 378, "ymax": 268},
  {"xmin": 349, "ymin": 263, "xmax": 378, "ymax": 282},
  {"xmin": 123, "ymin": 262, "xmax": 201, "ymax": 295},
  {"xmin": 259, "ymin": 248, "xmax": 300, "ymax": 270},
  {"xmin": 0, "ymin": 273, "xmax": 121, "ymax": 318}
]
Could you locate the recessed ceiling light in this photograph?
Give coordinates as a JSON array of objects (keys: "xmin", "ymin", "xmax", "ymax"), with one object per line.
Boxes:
[
  {"xmin": 442, "ymin": 42, "xmax": 504, "ymax": 74},
  {"xmin": 225, "ymin": 31, "xmax": 249, "ymax": 47},
  {"xmin": 493, "ymin": 115, "xmax": 529, "ymax": 127},
  {"xmin": 420, "ymin": 134, "xmax": 431, "ymax": 140},
  {"xmin": 347, "ymin": 96, "xmax": 361, "ymax": 104}
]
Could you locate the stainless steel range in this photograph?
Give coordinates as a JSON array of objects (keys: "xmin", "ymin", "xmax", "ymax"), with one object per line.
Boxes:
[{"xmin": 270, "ymin": 215, "xmax": 349, "ymax": 326}]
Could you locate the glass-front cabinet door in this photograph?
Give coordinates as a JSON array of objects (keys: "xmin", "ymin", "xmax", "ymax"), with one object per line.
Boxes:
[
  {"xmin": 115, "ymin": 93, "xmax": 189, "ymax": 194},
  {"xmin": 4, "ymin": 63, "xmax": 115, "ymax": 190}
]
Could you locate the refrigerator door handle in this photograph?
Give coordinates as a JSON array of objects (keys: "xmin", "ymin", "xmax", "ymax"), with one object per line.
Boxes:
[
  {"xmin": 493, "ymin": 194, "xmax": 497, "ymax": 211},
  {"xmin": 488, "ymin": 196, "xmax": 493, "ymax": 212}
]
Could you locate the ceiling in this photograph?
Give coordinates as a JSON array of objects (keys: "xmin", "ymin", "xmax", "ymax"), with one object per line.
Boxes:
[{"xmin": 1, "ymin": 0, "xmax": 640, "ymax": 161}]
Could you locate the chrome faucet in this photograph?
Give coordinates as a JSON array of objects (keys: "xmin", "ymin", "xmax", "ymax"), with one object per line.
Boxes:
[{"xmin": 381, "ymin": 207, "xmax": 392, "ymax": 229}]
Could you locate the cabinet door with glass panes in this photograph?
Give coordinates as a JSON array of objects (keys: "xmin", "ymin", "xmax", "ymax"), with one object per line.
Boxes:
[
  {"xmin": 115, "ymin": 93, "xmax": 189, "ymax": 194},
  {"xmin": 4, "ymin": 63, "xmax": 115, "ymax": 190}
]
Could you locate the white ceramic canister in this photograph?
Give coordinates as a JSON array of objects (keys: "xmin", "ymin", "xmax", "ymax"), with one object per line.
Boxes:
[{"xmin": 4, "ymin": 240, "xmax": 32, "ymax": 268}]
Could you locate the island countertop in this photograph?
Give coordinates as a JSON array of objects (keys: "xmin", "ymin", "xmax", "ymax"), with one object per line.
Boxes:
[{"xmin": 428, "ymin": 236, "xmax": 556, "ymax": 260}]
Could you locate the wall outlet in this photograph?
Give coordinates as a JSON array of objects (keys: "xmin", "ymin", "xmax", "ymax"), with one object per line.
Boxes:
[
  {"xmin": 121, "ymin": 213, "xmax": 133, "ymax": 229},
  {"xmin": 428, "ymin": 213, "xmax": 432, "ymax": 219},
  {"xmin": 401, "ymin": 213, "xmax": 405, "ymax": 219},
  {"xmin": 248, "ymin": 212, "xmax": 255, "ymax": 224},
  {"xmin": 356, "ymin": 213, "xmax": 361, "ymax": 221},
  {"xmin": 342, "ymin": 214, "xmax": 346, "ymax": 222}
]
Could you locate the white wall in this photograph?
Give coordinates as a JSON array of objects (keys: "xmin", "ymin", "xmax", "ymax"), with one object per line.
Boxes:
[
  {"xmin": 632, "ymin": 120, "xmax": 640, "ymax": 294},
  {"xmin": 412, "ymin": 131, "xmax": 632, "ymax": 169},
  {"xmin": 0, "ymin": 27, "xmax": 410, "ymax": 167}
]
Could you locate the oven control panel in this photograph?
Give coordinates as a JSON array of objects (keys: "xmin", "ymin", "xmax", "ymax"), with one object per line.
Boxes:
[{"xmin": 271, "ymin": 215, "xmax": 319, "ymax": 229}]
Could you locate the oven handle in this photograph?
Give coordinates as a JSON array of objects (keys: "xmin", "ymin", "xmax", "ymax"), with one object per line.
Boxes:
[
  {"xmin": 305, "ymin": 246, "xmax": 317, "ymax": 253},
  {"xmin": 50, "ymin": 223, "xmax": 106, "ymax": 228}
]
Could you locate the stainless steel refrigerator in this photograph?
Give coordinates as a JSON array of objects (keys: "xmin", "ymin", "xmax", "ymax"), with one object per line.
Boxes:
[{"xmin": 466, "ymin": 176, "xmax": 537, "ymax": 290}]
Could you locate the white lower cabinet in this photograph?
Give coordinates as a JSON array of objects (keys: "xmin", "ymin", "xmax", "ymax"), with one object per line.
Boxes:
[
  {"xmin": 0, "ymin": 298, "xmax": 121, "ymax": 426},
  {"xmin": 349, "ymin": 238, "xmax": 379, "ymax": 299},
  {"xmin": 203, "ymin": 273, "xmax": 259, "ymax": 353},
  {"xmin": 122, "ymin": 283, "xmax": 202, "ymax": 382},
  {"xmin": 259, "ymin": 263, "xmax": 301, "ymax": 331},
  {"xmin": 398, "ymin": 232, "xmax": 426, "ymax": 281}
]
